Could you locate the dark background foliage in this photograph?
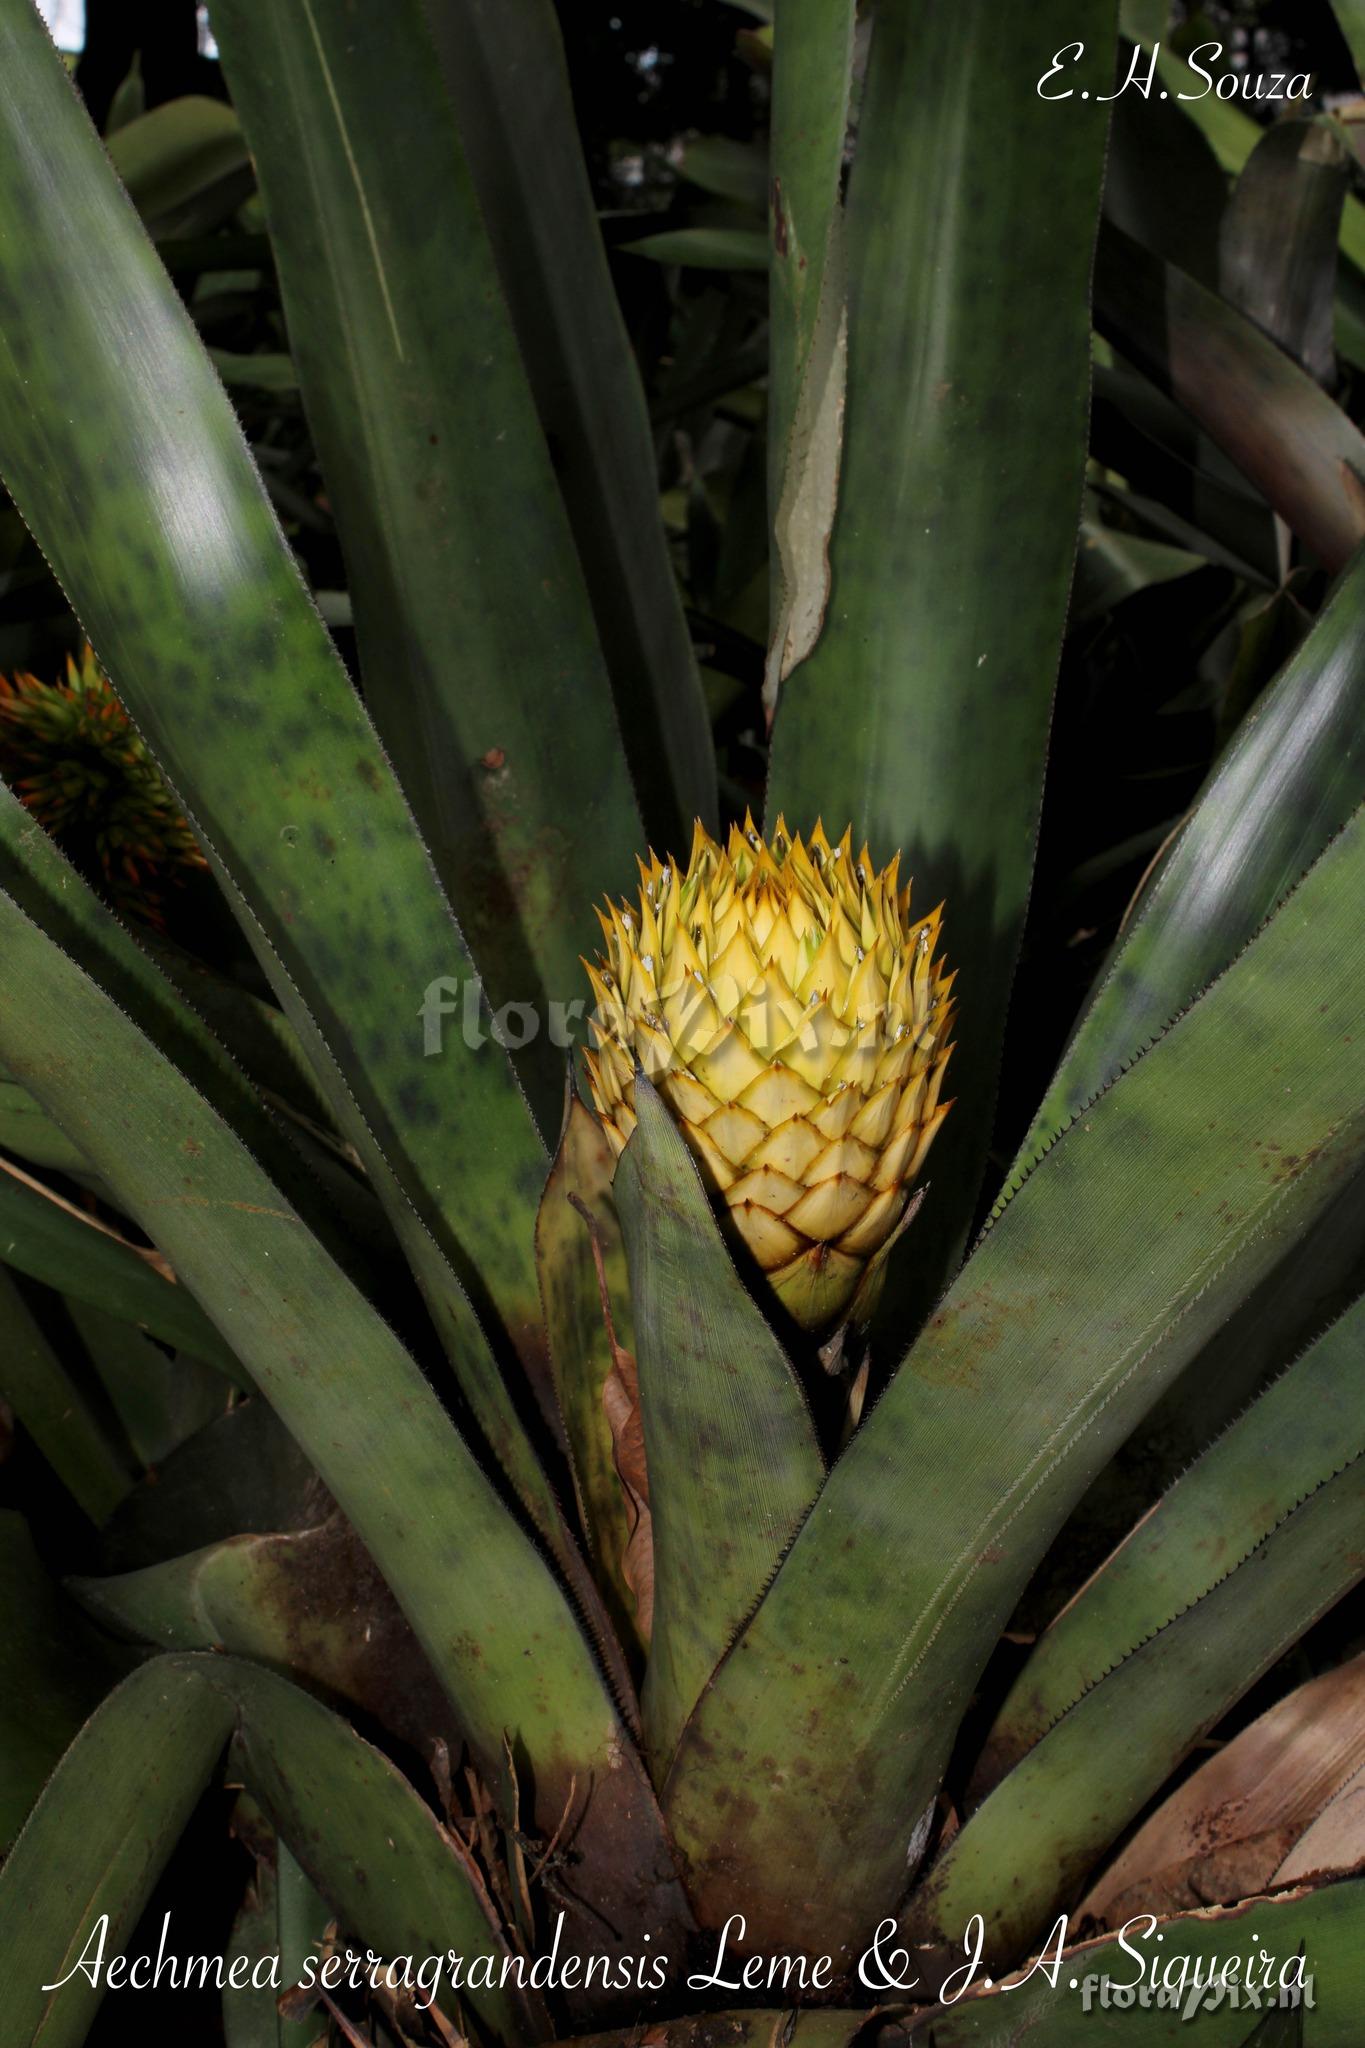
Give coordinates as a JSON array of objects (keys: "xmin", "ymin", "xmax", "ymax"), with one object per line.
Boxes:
[{"xmin": 4, "ymin": 4, "xmax": 1365, "ymax": 2036}]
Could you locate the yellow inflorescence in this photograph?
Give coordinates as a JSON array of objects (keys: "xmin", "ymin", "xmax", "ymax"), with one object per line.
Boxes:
[{"xmin": 584, "ymin": 814, "xmax": 955, "ymax": 1330}]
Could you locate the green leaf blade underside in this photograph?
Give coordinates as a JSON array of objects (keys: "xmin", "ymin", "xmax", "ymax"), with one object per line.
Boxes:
[
  {"xmin": 223, "ymin": 1835, "xmax": 327, "ymax": 2048},
  {"xmin": 0, "ymin": 1071, "xmax": 96, "ymax": 1182},
  {"xmin": 620, "ymin": 227, "xmax": 769, "ymax": 271},
  {"xmin": 68, "ymin": 1297, "xmax": 228, "ymax": 1470},
  {"xmin": 615, "ymin": 1077, "xmax": 824, "ymax": 1773},
  {"xmin": 0, "ymin": 1652, "xmax": 543, "ymax": 2048},
  {"xmin": 0, "ymin": 0, "xmax": 549, "ymax": 1361},
  {"xmin": 763, "ymin": 0, "xmax": 852, "ymax": 726},
  {"xmin": 1219, "ymin": 115, "xmax": 1351, "ymax": 386},
  {"xmin": 104, "ymin": 95, "xmax": 251, "ymax": 236},
  {"xmin": 0, "ymin": 1656, "xmax": 236, "ymax": 2048},
  {"xmin": 1013, "ymin": 540, "xmax": 1365, "ymax": 1185},
  {"xmin": 213, "ymin": 1655, "xmax": 549, "ymax": 2047},
  {"xmin": 905, "ymin": 1875, "xmax": 1361, "ymax": 2042},
  {"xmin": 909, "ymin": 1455, "xmax": 1365, "ymax": 1965},
  {"xmin": 210, "ymin": 0, "xmax": 645, "ymax": 1137},
  {"xmin": 681, "ymin": 135, "xmax": 769, "ymax": 213},
  {"xmin": 1094, "ymin": 225, "xmax": 1365, "ymax": 571},
  {"xmin": 0, "ymin": 778, "xmax": 370, "ymax": 1293},
  {"xmin": 664, "ymin": 807, "xmax": 1365, "ymax": 1962},
  {"xmin": 0, "ymin": 1511, "xmax": 130, "ymax": 1858},
  {"xmin": 0, "ymin": 889, "xmax": 692, "ymax": 1965},
  {"xmin": 0, "ymin": 1266, "xmax": 135, "ymax": 1524},
  {"xmin": 767, "ymin": 0, "xmax": 856, "ymax": 508},
  {"xmin": 978, "ymin": 1291, "xmax": 1365, "ymax": 1793},
  {"xmin": 68, "ymin": 1511, "xmax": 460, "ymax": 1765},
  {"xmin": 419, "ymin": 0, "xmax": 716, "ymax": 854},
  {"xmin": 136, "ymin": 927, "xmax": 333, "ymax": 1129},
  {"xmin": 764, "ymin": 0, "xmax": 1113, "ymax": 1308}
]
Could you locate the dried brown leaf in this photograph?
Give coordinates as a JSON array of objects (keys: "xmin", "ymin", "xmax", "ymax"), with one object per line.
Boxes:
[
  {"xmin": 1083, "ymin": 1652, "xmax": 1365, "ymax": 1924},
  {"xmin": 602, "ymin": 1337, "xmax": 654, "ymax": 1644},
  {"xmin": 577, "ymin": 1190, "xmax": 655, "ymax": 1644},
  {"xmin": 1274, "ymin": 1759, "xmax": 1365, "ymax": 1884}
]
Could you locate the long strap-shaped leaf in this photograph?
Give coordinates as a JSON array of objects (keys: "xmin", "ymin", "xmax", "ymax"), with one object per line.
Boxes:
[
  {"xmin": 908, "ymin": 1455, "xmax": 1365, "ymax": 1964},
  {"xmin": 977, "ymin": 1290, "xmax": 1365, "ymax": 1791},
  {"xmin": 767, "ymin": 0, "xmax": 856, "ymax": 491},
  {"xmin": 1127, "ymin": 1150, "xmax": 1365, "ymax": 1509},
  {"xmin": 904, "ymin": 1873, "xmax": 1365, "ymax": 2042},
  {"xmin": 764, "ymin": 0, "xmax": 1113, "ymax": 1311},
  {"xmin": 0, "ymin": 1654, "xmax": 542, "ymax": 2048},
  {"xmin": 0, "ymin": 778, "xmax": 366, "ymax": 1291},
  {"xmin": 0, "ymin": 0, "xmax": 548, "ymax": 1357},
  {"xmin": 0, "ymin": 888, "xmax": 691, "ymax": 1964},
  {"xmin": 764, "ymin": 0, "xmax": 856, "ymax": 716},
  {"xmin": 417, "ymin": 0, "xmax": 715, "ymax": 855},
  {"xmin": 0, "ymin": 775, "xmax": 577, "ymax": 1568},
  {"xmin": 0, "ymin": 1070, "xmax": 95, "ymax": 1182},
  {"xmin": 615, "ymin": 1076, "xmax": 824, "ymax": 1773},
  {"xmin": 0, "ymin": 1160, "xmax": 237, "ymax": 1374},
  {"xmin": 208, "ymin": 0, "xmax": 645, "ymax": 1138},
  {"xmin": 0, "ymin": 1268, "xmax": 134, "ymax": 1524},
  {"xmin": 1219, "ymin": 115, "xmax": 1351, "ymax": 388},
  {"xmin": 664, "ymin": 807, "xmax": 1365, "ymax": 1961},
  {"xmin": 0, "ymin": 1656, "xmax": 236, "ymax": 2048},
  {"xmin": 0, "ymin": 1511, "xmax": 128, "ymax": 1859},
  {"xmin": 69, "ymin": 1513, "xmax": 460, "ymax": 1762},
  {"xmin": 219, "ymin": 1656, "xmax": 549, "ymax": 2045},
  {"xmin": 1011, "ymin": 541, "xmax": 1365, "ymax": 1185},
  {"xmin": 67, "ymin": 1297, "xmax": 227, "ymax": 1471},
  {"xmin": 1095, "ymin": 223, "xmax": 1365, "ymax": 570},
  {"xmin": 225, "ymin": 1832, "xmax": 328, "ymax": 2048}
]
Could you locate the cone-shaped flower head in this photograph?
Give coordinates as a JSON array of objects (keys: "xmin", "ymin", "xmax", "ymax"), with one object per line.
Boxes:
[
  {"xmin": 0, "ymin": 644, "xmax": 204, "ymax": 924},
  {"xmin": 584, "ymin": 815, "xmax": 955, "ymax": 1330}
]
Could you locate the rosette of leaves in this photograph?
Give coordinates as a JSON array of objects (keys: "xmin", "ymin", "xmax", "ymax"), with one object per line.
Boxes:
[{"xmin": 0, "ymin": 3, "xmax": 1364, "ymax": 2046}]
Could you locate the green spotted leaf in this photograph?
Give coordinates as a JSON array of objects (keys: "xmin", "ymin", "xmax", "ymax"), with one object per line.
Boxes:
[
  {"xmin": 0, "ymin": 0, "xmax": 552, "ymax": 1395},
  {"xmin": 665, "ymin": 807, "xmax": 1365, "ymax": 1963},
  {"xmin": 0, "ymin": 885, "xmax": 691, "ymax": 1970},
  {"xmin": 616, "ymin": 1075, "xmax": 823, "ymax": 1775},
  {"xmin": 1013, "ymin": 542, "xmax": 1365, "ymax": 1184},
  {"xmin": 908, "ymin": 1454, "xmax": 1365, "ymax": 1964},
  {"xmin": 418, "ymin": 0, "xmax": 715, "ymax": 853},
  {"xmin": 209, "ymin": 0, "xmax": 646, "ymax": 1137},
  {"xmin": 764, "ymin": 0, "xmax": 1113, "ymax": 1321},
  {"xmin": 976, "ymin": 1293, "xmax": 1365, "ymax": 1793}
]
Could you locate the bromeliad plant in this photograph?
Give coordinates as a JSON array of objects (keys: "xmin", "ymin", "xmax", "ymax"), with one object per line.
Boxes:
[{"xmin": 0, "ymin": 2, "xmax": 1364, "ymax": 2045}]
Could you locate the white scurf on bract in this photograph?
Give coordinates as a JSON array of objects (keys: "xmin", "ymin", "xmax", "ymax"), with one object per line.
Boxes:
[{"xmin": 583, "ymin": 813, "xmax": 956, "ymax": 1330}]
